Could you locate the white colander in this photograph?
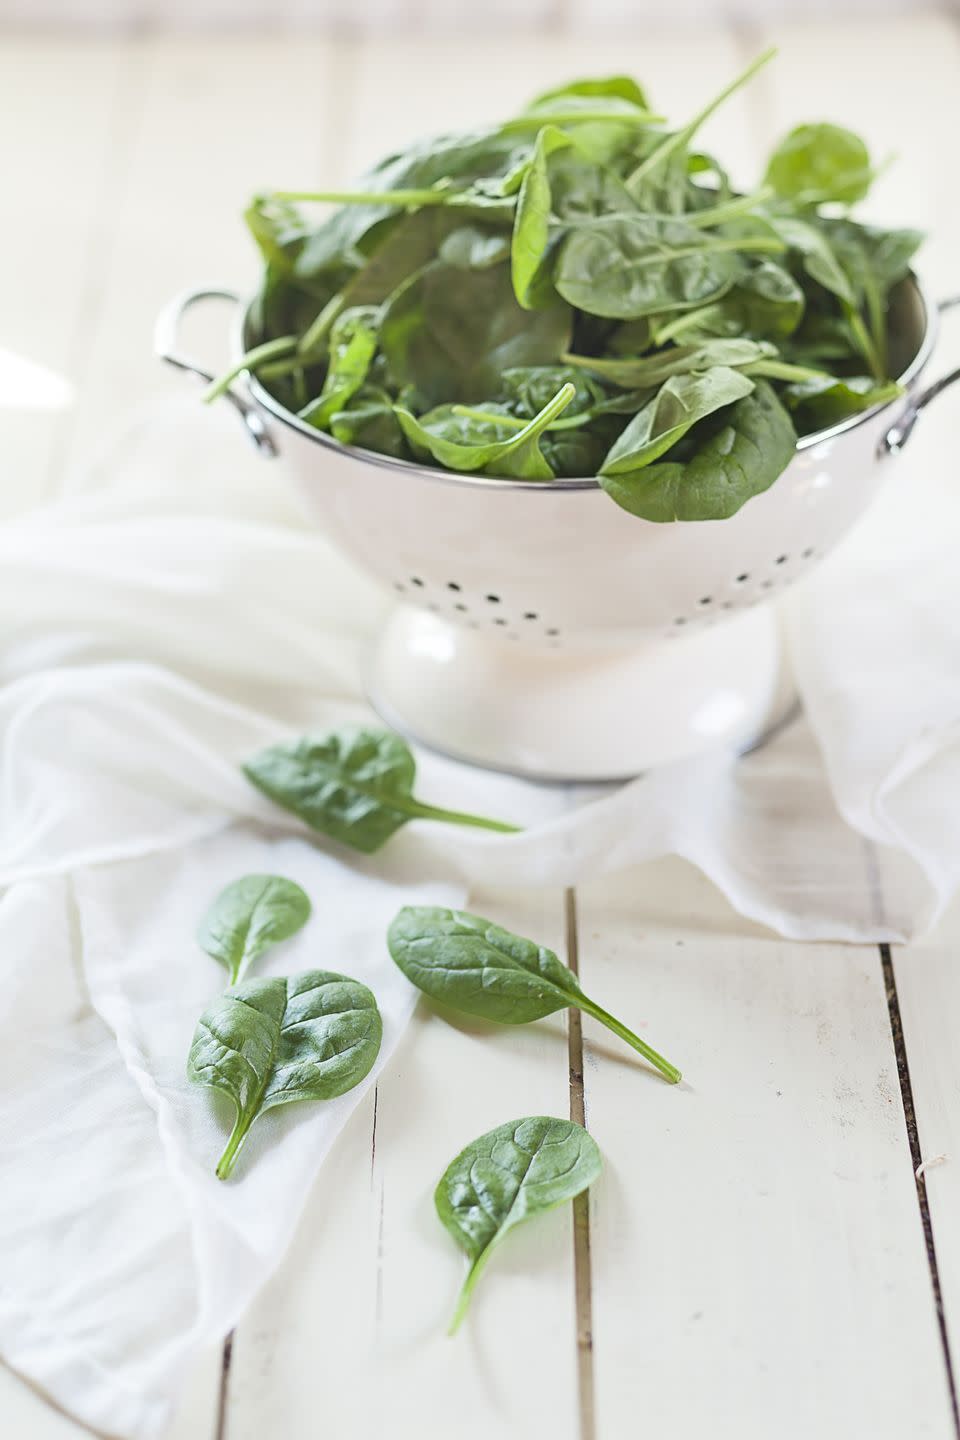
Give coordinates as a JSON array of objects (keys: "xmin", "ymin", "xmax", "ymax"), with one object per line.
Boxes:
[{"xmin": 157, "ymin": 276, "xmax": 958, "ymax": 781}]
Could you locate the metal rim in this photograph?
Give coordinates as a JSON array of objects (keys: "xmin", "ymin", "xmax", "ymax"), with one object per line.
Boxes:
[{"xmin": 242, "ymin": 272, "xmax": 936, "ymax": 494}]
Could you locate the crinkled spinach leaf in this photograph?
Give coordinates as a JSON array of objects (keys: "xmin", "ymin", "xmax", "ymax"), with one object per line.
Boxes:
[
  {"xmin": 244, "ymin": 726, "xmax": 520, "ymax": 854},
  {"xmin": 436, "ymin": 1115, "xmax": 602, "ymax": 1331},
  {"xmin": 198, "ymin": 875, "xmax": 311, "ymax": 986},
  {"xmin": 188, "ymin": 970, "xmax": 382, "ymax": 1179}
]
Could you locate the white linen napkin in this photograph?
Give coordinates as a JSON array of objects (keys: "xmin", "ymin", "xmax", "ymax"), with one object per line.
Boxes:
[{"xmin": 1, "ymin": 392, "xmax": 958, "ymax": 1436}]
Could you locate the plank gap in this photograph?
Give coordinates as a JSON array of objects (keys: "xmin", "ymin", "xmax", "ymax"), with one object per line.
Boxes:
[
  {"xmin": 564, "ymin": 888, "xmax": 596, "ymax": 1440},
  {"xmin": 881, "ymin": 942, "xmax": 960, "ymax": 1439},
  {"xmin": 214, "ymin": 1329, "xmax": 234, "ymax": 1440}
]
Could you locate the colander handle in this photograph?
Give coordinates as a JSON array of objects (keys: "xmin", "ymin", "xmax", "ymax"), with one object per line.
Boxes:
[
  {"xmin": 881, "ymin": 294, "xmax": 960, "ymax": 455},
  {"xmin": 154, "ymin": 288, "xmax": 277, "ymax": 457}
]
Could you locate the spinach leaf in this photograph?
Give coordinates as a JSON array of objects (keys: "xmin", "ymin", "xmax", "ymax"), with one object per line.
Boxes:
[
  {"xmin": 565, "ymin": 336, "xmax": 773, "ymax": 388},
  {"xmin": 765, "ymin": 123, "xmax": 872, "ymax": 207},
  {"xmin": 524, "ymin": 75, "xmax": 651, "ymax": 113},
  {"xmin": 436, "ymin": 1115, "xmax": 601, "ymax": 1332},
  {"xmin": 555, "ymin": 215, "xmax": 780, "ymax": 319},
  {"xmin": 188, "ymin": 970, "xmax": 382, "ymax": 1179},
  {"xmin": 244, "ymin": 727, "xmax": 521, "ymax": 854},
  {"xmin": 329, "ymin": 385, "xmax": 410, "ymax": 459},
  {"xmin": 599, "ymin": 379, "xmax": 796, "ymax": 521},
  {"xmin": 784, "ymin": 373, "xmax": 901, "ymax": 431},
  {"xmin": 652, "ymin": 260, "xmax": 805, "ymax": 345},
  {"xmin": 198, "ymin": 875, "xmax": 311, "ymax": 985},
  {"xmin": 380, "ymin": 261, "xmax": 571, "ymax": 405},
  {"xmin": 599, "ymin": 366, "xmax": 755, "ymax": 473},
  {"xmin": 299, "ymin": 306, "xmax": 379, "ymax": 430},
  {"xmin": 511, "ymin": 125, "xmax": 572, "ymax": 307},
  {"xmin": 396, "ymin": 381, "xmax": 574, "ymax": 478},
  {"xmin": 388, "ymin": 905, "xmax": 681, "ymax": 1082}
]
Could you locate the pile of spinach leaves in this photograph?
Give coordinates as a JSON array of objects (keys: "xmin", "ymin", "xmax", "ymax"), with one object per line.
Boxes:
[{"xmin": 211, "ymin": 50, "xmax": 921, "ymax": 521}]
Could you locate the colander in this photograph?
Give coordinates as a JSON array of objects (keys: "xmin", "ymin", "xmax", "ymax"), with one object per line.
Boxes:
[{"xmin": 156, "ymin": 276, "xmax": 959, "ymax": 781}]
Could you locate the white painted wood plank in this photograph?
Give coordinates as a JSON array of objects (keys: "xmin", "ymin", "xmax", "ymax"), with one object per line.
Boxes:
[
  {"xmin": 48, "ymin": 36, "xmax": 343, "ymax": 493},
  {"xmin": 893, "ymin": 897, "xmax": 960, "ymax": 1395},
  {"xmin": 226, "ymin": 886, "xmax": 580, "ymax": 1440},
  {"xmin": 0, "ymin": 40, "xmax": 137, "ymax": 514},
  {"xmin": 576, "ymin": 859, "xmax": 956, "ymax": 1439}
]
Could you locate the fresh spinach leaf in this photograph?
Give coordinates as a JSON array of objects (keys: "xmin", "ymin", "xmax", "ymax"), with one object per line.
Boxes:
[
  {"xmin": 188, "ymin": 970, "xmax": 382, "ymax": 1179},
  {"xmin": 436, "ymin": 1115, "xmax": 601, "ymax": 1332},
  {"xmin": 565, "ymin": 337, "xmax": 773, "ymax": 388},
  {"xmin": 511, "ymin": 125, "xmax": 572, "ymax": 308},
  {"xmin": 198, "ymin": 875, "xmax": 311, "ymax": 985},
  {"xmin": 599, "ymin": 379, "xmax": 796, "ymax": 521},
  {"xmin": 765, "ymin": 123, "xmax": 872, "ymax": 207},
  {"xmin": 599, "ymin": 365, "xmax": 755, "ymax": 473},
  {"xmin": 555, "ymin": 215, "xmax": 781, "ymax": 319},
  {"xmin": 388, "ymin": 905, "xmax": 681, "ymax": 1082},
  {"xmin": 395, "ymin": 381, "xmax": 574, "ymax": 478},
  {"xmin": 783, "ymin": 373, "xmax": 901, "ymax": 430},
  {"xmin": 244, "ymin": 727, "xmax": 521, "ymax": 854},
  {"xmin": 299, "ymin": 306, "xmax": 380, "ymax": 430},
  {"xmin": 380, "ymin": 260, "xmax": 571, "ymax": 406}
]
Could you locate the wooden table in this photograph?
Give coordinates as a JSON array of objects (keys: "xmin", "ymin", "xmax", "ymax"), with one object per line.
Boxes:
[{"xmin": 2, "ymin": 14, "xmax": 960, "ymax": 1438}]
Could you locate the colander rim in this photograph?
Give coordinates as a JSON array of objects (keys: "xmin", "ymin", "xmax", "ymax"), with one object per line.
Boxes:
[{"xmin": 243, "ymin": 270, "xmax": 935, "ymax": 493}]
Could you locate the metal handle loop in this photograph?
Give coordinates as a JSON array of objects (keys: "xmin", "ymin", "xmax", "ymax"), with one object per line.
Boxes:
[
  {"xmin": 154, "ymin": 288, "xmax": 277, "ymax": 458},
  {"xmin": 882, "ymin": 295, "xmax": 960, "ymax": 456}
]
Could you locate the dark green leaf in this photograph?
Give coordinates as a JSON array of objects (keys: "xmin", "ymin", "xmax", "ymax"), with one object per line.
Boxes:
[
  {"xmin": 555, "ymin": 216, "xmax": 757, "ymax": 319},
  {"xmin": 784, "ymin": 373, "xmax": 901, "ymax": 432},
  {"xmin": 395, "ymin": 380, "xmax": 574, "ymax": 479},
  {"xmin": 198, "ymin": 875, "xmax": 311, "ymax": 985},
  {"xmin": 600, "ymin": 379, "xmax": 797, "ymax": 521},
  {"xmin": 388, "ymin": 905, "xmax": 680, "ymax": 1080},
  {"xmin": 243, "ymin": 727, "xmax": 520, "ymax": 854},
  {"xmin": 600, "ymin": 366, "xmax": 755, "ymax": 472},
  {"xmin": 188, "ymin": 971, "xmax": 382, "ymax": 1179},
  {"xmin": 436, "ymin": 1116, "xmax": 602, "ymax": 1331},
  {"xmin": 299, "ymin": 306, "xmax": 379, "ymax": 430},
  {"xmin": 566, "ymin": 337, "xmax": 774, "ymax": 389},
  {"xmin": 380, "ymin": 261, "xmax": 570, "ymax": 405}
]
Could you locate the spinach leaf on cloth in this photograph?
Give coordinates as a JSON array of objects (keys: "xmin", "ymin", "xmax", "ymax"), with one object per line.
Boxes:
[
  {"xmin": 435, "ymin": 1116, "xmax": 602, "ymax": 1332},
  {"xmin": 198, "ymin": 875, "xmax": 311, "ymax": 985},
  {"xmin": 388, "ymin": 905, "xmax": 681, "ymax": 1083},
  {"xmin": 188, "ymin": 971, "xmax": 382, "ymax": 1179},
  {"xmin": 244, "ymin": 726, "xmax": 521, "ymax": 854}
]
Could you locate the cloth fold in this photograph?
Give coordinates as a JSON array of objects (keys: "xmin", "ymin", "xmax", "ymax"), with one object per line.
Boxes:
[{"xmin": 1, "ymin": 394, "xmax": 957, "ymax": 1436}]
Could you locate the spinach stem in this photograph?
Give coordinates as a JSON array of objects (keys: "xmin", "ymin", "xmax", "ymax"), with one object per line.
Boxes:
[
  {"xmin": 216, "ymin": 1113, "xmax": 252, "ymax": 1180},
  {"xmin": 412, "ymin": 802, "xmax": 522, "ymax": 835},
  {"xmin": 271, "ymin": 188, "xmax": 462, "ymax": 209},
  {"xmin": 298, "ymin": 293, "xmax": 345, "ymax": 357},
  {"xmin": 650, "ymin": 307, "xmax": 719, "ymax": 346},
  {"xmin": 450, "ymin": 404, "xmax": 591, "ymax": 433},
  {"xmin": 625, "ymin": 47, "xmax": 777, "ymax": 198},
  {"xmin": 744, "ymin": 359, "xmax": 833, "ymax": 383},
  {"xmin": 843, "ymin": 301, "xmax": 885, "ymax": 381},
  {"xmin": 683, "ymin": 186, "xmax": 774, "ymax": 229},
  {"xmin": 576, "ymin": 994, "xmax": 682, "ymax": 1084},
  {"xmin": 203, "ymin": 335, "xmax": 298, "ymax": 403},
  {"xmin": 449, "ymin": 1250, "xmax": 493, "ymax": 1335}
]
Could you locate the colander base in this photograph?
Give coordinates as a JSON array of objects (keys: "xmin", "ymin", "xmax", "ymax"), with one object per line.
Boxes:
[{"xmin": 367, "ymin": 603, "xmax": 795, "ymax": 783}]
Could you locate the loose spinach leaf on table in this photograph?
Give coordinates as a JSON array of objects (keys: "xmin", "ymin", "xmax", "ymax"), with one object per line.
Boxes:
[
  {"xmin": 207, "ymin": 52, "xmax": 922, "ymax": 521},
  {"xmin": 198, "ymin": 875, "xmax": 311, "ymax": 985},
  {"xmin": 388, "ymin": 905, "xmax": 681, "ymax": 1083},
  {"xmin": 436, "ymin": 1115, "xmax": 601, "ymax": 1332},
  {"xmin": 188, "ymin": 970, "xmax": 382, "ymax": 1179},
  {"xmin": 244, "ymin": 726, "xmax": 521, "ymax": 854}
]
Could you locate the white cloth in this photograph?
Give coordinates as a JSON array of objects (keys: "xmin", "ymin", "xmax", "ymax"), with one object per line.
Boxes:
[{"xmin": 1, "ymin": 393, "xmax": 958, "ymax": 1437}]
